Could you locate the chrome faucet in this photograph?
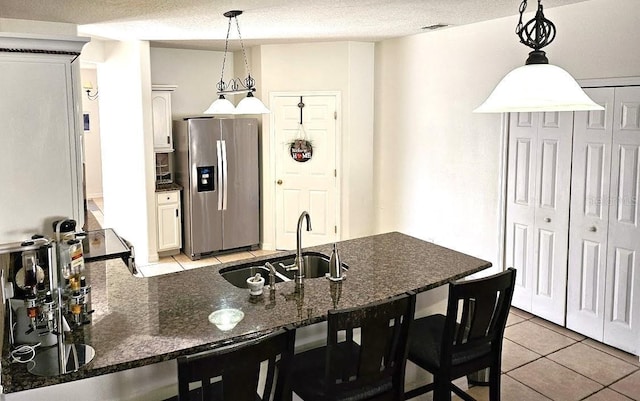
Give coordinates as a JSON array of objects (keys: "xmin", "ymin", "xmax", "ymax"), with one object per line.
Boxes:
[
  {"xmin": 283, "ymin": 211, "xmax": 312, "ymax": 285},
  {"xmin": 264, "ymin": 262, "xmax": 277, "ymax": 290}
]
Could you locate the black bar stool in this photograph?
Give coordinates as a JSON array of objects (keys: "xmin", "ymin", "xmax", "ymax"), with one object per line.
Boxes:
[{"xmin": 290, "ymin": 292, "xmax": 416, "ymax": 401}]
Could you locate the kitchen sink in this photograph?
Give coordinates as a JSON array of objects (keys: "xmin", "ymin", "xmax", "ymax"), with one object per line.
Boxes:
[
  {"xmin": 219, "ymin": 252, "xmax": 348, "ymax": 288},
  {"xmin": 219, "ymin": 265, "xmax": 287, "ymax": 289}
]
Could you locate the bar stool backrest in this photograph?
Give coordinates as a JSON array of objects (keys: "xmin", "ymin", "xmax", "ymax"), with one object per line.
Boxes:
[
  {"xmin": 324, "ymin": 292, "xmax": 416, "ymax": 400},
  {"xmin": 177, "ymin": 328, "xmax": 295, "ymax": 401}
]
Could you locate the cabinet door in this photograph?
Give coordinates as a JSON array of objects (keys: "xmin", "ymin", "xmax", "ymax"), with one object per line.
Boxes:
[
  {"xmin": 604, "ymin": 86, "xmax": 640, "ymax": 354},
  {"xmin": 566, "ymin": 88, "xmax": 614, "ymax": 340},
  {"xmin": 152, "ymin": 91, "xmax": 173, "ymax": 151},
  {"xmin": 157, "ymin": 192, "xmax": 181, "ymax": 251}
]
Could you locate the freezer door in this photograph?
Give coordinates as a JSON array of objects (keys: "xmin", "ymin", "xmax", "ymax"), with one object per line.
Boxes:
[
  {"xmin": 220, "ymin": 118, "xmax": 260, "ymax": 249},
  {"xmin": 188, "ymin": 118, "xmax": 223, "ymax": 255}
]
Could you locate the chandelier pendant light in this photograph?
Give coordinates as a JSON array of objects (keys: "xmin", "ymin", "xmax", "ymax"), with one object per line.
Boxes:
[
  {"xmin": 474, "ymin": 0, "xmax": 603, "ymax": 113},
  {"xmin": 203, "ymin": 10, "xmax": 270, "ymax": 115}
]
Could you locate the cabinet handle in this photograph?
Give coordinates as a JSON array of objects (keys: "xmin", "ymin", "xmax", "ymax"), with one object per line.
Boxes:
[
  {"xmin": 166, "ymin": 136, "xmax": 170, "ymax": 144},
  {"xmin": 175, "ymin": 209, "xmax": 178, "ymax": 218},
  {"xmin": 589, "ymin": 226, "xmax": 597, "ymax": 232},
  {"xmin": 544, "ymin": 217, "xmax": 551, "ymax": 223}
]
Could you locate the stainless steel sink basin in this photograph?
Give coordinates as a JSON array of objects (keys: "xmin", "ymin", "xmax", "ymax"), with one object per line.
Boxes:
[
  {"xmin": 219, "ymin": 265, "xmax": 287, "ymax": 289},
  {"xmin": 219, "ymin": 252, "xmax": 348, "ymax": 288}
]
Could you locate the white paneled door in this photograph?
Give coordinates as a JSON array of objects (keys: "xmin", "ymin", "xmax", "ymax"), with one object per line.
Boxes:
[
  {"xmin": 505, "ymin": 111, "xmax": 573, "ymax": 325},
  {"xmin": 567, "ymin": 88, "xmax": 615, "ymax": 340},
  {"xmin": 273, "ymin": 94, "xmax": 339, "ymax": 250},
  {"xmin": 604, "ymin": 86, "xmax": 640, "ymax": 353}
]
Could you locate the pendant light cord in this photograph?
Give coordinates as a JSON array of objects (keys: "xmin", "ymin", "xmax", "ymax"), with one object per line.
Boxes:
[
  {"xmin": 217, "ymin": 16, "xmax": 233, "ymax": 92},
  {"xmin": 234, "ymin": 16, "xmax": 255, "ymax": 89}
]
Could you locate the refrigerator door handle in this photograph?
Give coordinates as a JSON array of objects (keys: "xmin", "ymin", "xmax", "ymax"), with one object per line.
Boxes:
[
  {"xmin": 221, "ymin": 139, "xmax": 228, "ymax": 211},
  {"xmin": 216, "ymin": 140, "xmax": 223, "ymax": 211}
]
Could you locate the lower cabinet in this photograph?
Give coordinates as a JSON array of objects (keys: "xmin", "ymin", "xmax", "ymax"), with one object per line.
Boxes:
[{"xmin": 156, "ymin": 190, "xmax": 182, "ymax": 253}]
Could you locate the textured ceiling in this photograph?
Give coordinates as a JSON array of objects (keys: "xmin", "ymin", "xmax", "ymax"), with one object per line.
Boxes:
[{"xmin": 0, "ymin": 0, "xmax": 588, "ymax": 50}]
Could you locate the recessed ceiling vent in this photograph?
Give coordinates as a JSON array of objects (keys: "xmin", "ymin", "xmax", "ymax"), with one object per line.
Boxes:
[{"xmin": 421, "ymin": 23, "xmax": 449, "ymax": 31}]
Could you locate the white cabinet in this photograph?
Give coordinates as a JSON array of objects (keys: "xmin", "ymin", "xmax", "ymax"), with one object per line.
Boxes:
[
  {"xmin": 504, "ymin": 111, "xmax": 573, "ymax": 326},
  {"xmin": 0, "ymin": 34, "xmax": 88, "ymax": 242},
  {"xmin": 152, "ymin": 85, "xmax": 177, "ymax": 152},
  {"xmin": 156, "ymin": 190, "xmax": 182, "ymax": 252},
  {"xmin": 567, "ymin": 86, "xmax": 640, "ymax": 355}
]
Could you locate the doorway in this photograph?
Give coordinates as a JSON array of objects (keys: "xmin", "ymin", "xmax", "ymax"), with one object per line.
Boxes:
[{"xmin": 271, "ymin": 93, "xmax": 340, "ymax": 250}]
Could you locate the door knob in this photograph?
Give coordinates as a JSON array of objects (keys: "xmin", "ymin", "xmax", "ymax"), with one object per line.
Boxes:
[
  {"xmin": 277, "ymin": 179, "xmax": 283, "ymax": 185},
  {"xmin": 544, "ymin": 217, "xmax": 551, "ymax": 223},
  {"xmin": 589, "ymin": 226, "xmax": 597, "ymax": 232}
]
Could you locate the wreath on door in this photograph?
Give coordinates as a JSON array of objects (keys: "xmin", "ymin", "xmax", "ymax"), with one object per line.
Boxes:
[{"xmin": 289, "ymin": 124, "xmax": 313, "ymax": 163}]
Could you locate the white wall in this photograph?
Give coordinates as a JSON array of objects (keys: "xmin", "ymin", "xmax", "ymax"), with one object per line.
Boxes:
[
  {"xmin": 81, "ymin": 67, "xmax": 103, "ymax": 199},
  {"xmin": 98, "ymin": 40, "xmax": 157, "ymax": 265},
  {"xmin": 149, "ymin": 47, "xmax": 231, "ymax": 118},
  {"xmin": 256, "ymin": 41, "xmax": 376, "ymax": 249},
  {"xmin": 0, "ymin": 18, "xmax": 76, "ymax": 36},
  {"xmin": 373, "ymin": 0, "xmax": 640, "ymax": 271}
]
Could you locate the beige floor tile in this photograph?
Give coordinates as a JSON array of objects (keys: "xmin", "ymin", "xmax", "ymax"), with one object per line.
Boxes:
[
  {"xmin": 530, "ymin": 317, "xmax": 586, "ymax": 341},
  {"xmin": 505, "ymin": 320, "xmax": 576, "ymax": 356},
  {"xmin": 583, "ymin": 388, "xmax": 634, "ymax": 401},
  {"xmin": 137, "ymin": 261, "xmax": 183, "ymax": 277},
  {"xmin": 502, "ymin": 338, "xmax": 541, "ymax": 372},
  {"xmin": 582, "ymin": 339, "xmax": 640, "ymax": 367},
  {"xmin": 91, "ymin": 210, "xmax": 104, "ymax": 228},
  {"xmin": 173, "ymin": 253, "xmax": 219, "ymax": 270},
  {"xmin": 507, "ymin": 312, "xmax": 525, "ymax": 327},
  {"xmin": 610, "ymin": 370, "xmax": 640, "ymax": 401},
  {"xmin": 509, "ymin": 358, "xmax": 603, "ymax": 401},
  {"xmin": 216, "ymin": 251, "xmax": 255, "ymax": 264},
  {"xmin": 547, "ymin": 343, "xmax": 638, "ymax": 386},
  {"xmin": 250, "ymin": 249, "xmax": 281, "ymax": 257},
  {"xmin": 510, "ymin": 307, "xmax": 534, "ymax": 319},
  {"xmin": 500, "ymin": 375, "xmax": 552, "ymax": 401}
]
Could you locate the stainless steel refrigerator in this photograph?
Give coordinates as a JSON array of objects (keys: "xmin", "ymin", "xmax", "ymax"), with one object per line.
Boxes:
[{"xmin": 174, "ymin": 117, "xmax": 259, "ymax": 260}]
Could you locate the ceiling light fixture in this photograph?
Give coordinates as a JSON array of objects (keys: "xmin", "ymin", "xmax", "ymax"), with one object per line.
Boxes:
[
  {"xmin": 203, "ymin": 10, "xmax": 270, "ymax": 115},
  {"xmin": 474, "ymin": 0, "xmax": 603, "ymax": 113}
]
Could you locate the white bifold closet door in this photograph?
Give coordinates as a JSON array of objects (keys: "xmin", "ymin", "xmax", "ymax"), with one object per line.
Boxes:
[
  {"xmin": 505, "ymin": 111, "xmax": 573, "ymax": 325},
  {"xmin": 568, "ymin": 86, "xmax": 640, "ymax": 355}
]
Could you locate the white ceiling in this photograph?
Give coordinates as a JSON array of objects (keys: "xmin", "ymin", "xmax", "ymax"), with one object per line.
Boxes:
[{"xmin": 0, "ymin": 0, "xmax": 588, "ymax": 51}]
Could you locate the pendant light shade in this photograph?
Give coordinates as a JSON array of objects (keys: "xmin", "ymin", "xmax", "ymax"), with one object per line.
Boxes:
[
  {"xmin": 474, "ymin": 64, "xmax": 603, "ymax": 113},
  {"xmin": 235, "ymin": 92, "xmax": 270, "ymax": 115},
  {"xmin": 474, "ymin": 0, "xmax": 602, "ymax": 113},
  {"xmin": 203, "ymin": 95, "xmax": 236, "ymax": 115}
]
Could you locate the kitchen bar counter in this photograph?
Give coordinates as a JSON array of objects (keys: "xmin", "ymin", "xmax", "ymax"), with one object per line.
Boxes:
[
  {"xmin": 1, "ymin": 232, "xmax": 491, "ymax": 393},
  {"xmin": 155, "ymin": 182, "xmax": 182, "ymax": 192}
]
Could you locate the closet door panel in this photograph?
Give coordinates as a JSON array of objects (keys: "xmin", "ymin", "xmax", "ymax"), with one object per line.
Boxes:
[
  {"xmin": 567, "ymin": 88, "xmax": 614, "ymax": 339},
  {"xmin": 506, "ymin": 112, "xmax": 538, "ymax": 312},
  {"xmin": 531, "ymin": 111, "xmax": 573, "ymax": 325},
  {"xmin": 605, "ymin": 86, "xmax": 640, "ymax": 354}
]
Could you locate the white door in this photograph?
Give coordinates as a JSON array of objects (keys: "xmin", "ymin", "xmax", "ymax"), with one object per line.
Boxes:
[
  {"xmin": 506, "ymin": 111, "xmax": 572, "ymax": 325},
  {"xmin": 273, "ymin": 94, "xmax": 339, "ymax": 250},
  {"xmin": 604, "ymin": 86, "xmax": 640, "ymax": 354},
  {"xmin": 566, "ymin": 88, "xmax": 614, "ymax": 340}
]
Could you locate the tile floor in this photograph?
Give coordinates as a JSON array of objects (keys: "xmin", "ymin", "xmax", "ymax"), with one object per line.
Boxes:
[
  {"xmin": 87, "ymin": 198, "xmax": 640, "ymax": 400},
  {"xmin": 408, "ymin": 308, "xmax": 640, "ymax": 401}
]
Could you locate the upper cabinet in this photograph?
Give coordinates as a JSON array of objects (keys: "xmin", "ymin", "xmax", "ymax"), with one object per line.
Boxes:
[
  {"xmin": 152, "ymin": 84, "xmax": 177, "ymax": 152},
  {"xmin": 0, "ymin": 33, "xmax": 89, "ymax": 242}
]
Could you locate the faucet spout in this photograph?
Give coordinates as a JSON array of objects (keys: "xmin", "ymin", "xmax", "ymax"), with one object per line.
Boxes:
[{"xmin": 294, "ymin": 211, "xmax": 312, "ymax": 285}]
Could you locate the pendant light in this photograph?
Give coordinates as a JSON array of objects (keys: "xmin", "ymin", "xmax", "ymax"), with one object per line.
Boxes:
[
  {"xmin": 474, "ymin": 0, "xmax": 602, "ymax": 113},
  {"xmin": 203, "ymin": 10, "xmax": 270, "ymax": 115}
]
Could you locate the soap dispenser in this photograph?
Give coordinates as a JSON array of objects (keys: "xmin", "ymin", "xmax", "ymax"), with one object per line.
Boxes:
[{"xmin": 328, "ymin": 243, "xmax": 344, "ymax": 281}]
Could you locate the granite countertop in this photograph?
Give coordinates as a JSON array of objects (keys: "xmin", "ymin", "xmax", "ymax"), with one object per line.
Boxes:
[
  {"xmin": 155, "ymin": 182, "xmax": 182, "ymax": 192},
  {"xmin": 1, "ymin": 232, "xmax": 491, "ymax": 393}
]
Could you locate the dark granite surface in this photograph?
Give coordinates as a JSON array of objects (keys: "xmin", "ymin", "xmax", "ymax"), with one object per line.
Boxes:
[
  {"xmin": 1, "ymin": 232, "xmax": 491, "ymax": 393},
  {"xmin": 155, "ymin": 182, "xmax": 182, "ymax": 192}
]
